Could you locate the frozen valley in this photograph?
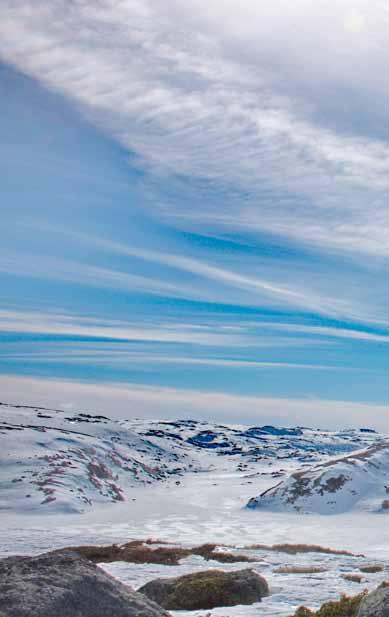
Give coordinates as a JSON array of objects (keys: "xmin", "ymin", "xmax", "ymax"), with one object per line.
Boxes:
[{"xmin": 2, "ymin": 401, "xmax": 389, "ymax": 615}]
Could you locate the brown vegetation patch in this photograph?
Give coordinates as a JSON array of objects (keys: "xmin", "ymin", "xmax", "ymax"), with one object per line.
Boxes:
[
  {"xmin": 67, "ymin": 540, "xmax": 255, "ymax": 566},
  {"xmin": 246, "ymin": 543, "xmax": 359, "ymax": 557},
  {"xmin": 275, "ymin": 565, "xmax": 327, "ymax": 574},
  {"xmin": 342, "ymin": 574, "xmax": 363, "ymax": 584},
  {"xmin": 293, "ymin": 591, "xmax": 367, "ymax": 617},
  {"xmin": 359, "ymin": 564, "xmax": 384, "ymax": 573},
  {"xmin": 191, "ymin": 544, "xmax": 256, "ymax": 564},
  {"xmin": 70, "ymin": 541, "xmax": 188, "ymax": 565}
]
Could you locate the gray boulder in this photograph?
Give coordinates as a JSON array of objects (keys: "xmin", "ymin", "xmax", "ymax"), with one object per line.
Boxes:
[
  {"xmin": 0, "ymin": 549, "xmax": 170, "ymax": 617},
  {"xmin": 138, "ymin": 568, "xmax": 269, "ymax": 610},
  {"xmin": 358, "ymin": 584, "xmax": 389, "ymax": 617}
]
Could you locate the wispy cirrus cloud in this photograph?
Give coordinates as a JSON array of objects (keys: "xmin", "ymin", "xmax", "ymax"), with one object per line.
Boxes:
[
  {"xmin": 34, "ymin": 228, "xmax": 358, "ymax": 316},
  {"xmin": 255, "ymin": 322, "xmax": 389, "ymax": 344},
  {"xmin": 0, "ymin": 308, "xmax": 250, "ymax": 346},
  {"xmin": 1, "ymin": 345, "xmax": 342, "ymax": 372},
  {"xmin": 2, "ymin": 1, "xmax": 389, "ymax": 256},
  {"xmin": 3, "ymin": 2, "xmax": 389, "ymax": 418},
  {"xmin": 0, "ymin": 230, "xmax": 365, "ymax": 319},
  {"xmin": 0, "ymin": 251, "xmax": 196, "ymax": 300},
  {"xmin": 8, "ymin": 221, "xmax": 389, "ymax": 326}
]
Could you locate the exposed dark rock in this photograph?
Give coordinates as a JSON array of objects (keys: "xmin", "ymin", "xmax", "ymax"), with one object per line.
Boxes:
[
  {"xmin": 358, "ymin": 584, "xmax": 389, "ymax": 617},
  {"xmin": 138, "ymin": 568, "xmax": 269, "ymax": 610},
  {"xmin": 0, "ymin": 550, "xmax": 170, "ymax": 617},
  {"xmin": 244, "ymin": 426, "xmax": 303, "ymax": 437},
  {"xmin": 187, "ymin": 431, "xmax": 231, "ymax": 449}
]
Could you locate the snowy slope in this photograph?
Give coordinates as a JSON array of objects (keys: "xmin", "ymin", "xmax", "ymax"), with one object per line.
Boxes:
[
  {"xmin": 0, "ymin": 402, "xmax": 382, "ymax": 515},
  {"xmin": 247, "ymin": 440, "xmax": 389, "ymax": 514},
  {"xmin": 0, "ymin": 403, "xmax": 194, "ymax": 514}
]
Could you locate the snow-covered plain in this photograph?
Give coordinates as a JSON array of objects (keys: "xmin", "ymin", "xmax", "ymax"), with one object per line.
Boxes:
[{"xmin": 2, "ymin": 402, "xmax": 389, "ymax": 616}]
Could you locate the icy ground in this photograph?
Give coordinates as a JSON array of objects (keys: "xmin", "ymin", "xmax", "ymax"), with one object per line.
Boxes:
[
  {"xmin": 2, "ymin": 403, "xmax": 389, "ymax": 615},
  {"xmin": 3, "ymin": 468, "xmax": 389, "ymax": 616}
]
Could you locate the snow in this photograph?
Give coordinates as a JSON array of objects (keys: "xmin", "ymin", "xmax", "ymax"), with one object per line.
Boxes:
[
  {"xmin": 248, "ymin": 441, "xmax": 389, "ymax": 514},
  {"xmin": 0, "ymin": 403, "xmax": 195, "ymax": 514},
  {"xmin": 2, "ymin": 402, "xmax": 389, "ymax": 616},
  {"xmin": 2, "ymin": 403, "xmax": 378, "ymax": 515}
]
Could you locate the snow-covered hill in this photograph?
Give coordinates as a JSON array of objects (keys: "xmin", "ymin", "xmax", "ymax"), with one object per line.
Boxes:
[
  {"xmin": 0, "ymin": 403, "xmax": 194, "ymax": 514},
  {"xmin": 128, "ymin": 418, "xmax": 379, "ymax": 466},
  {"xmin": 0, "ymin": 401, "xmax": 382, "ymax": 514},
  {"xmin": 247, "ymin": 441, "xmax": 389, "ymax": 514}
]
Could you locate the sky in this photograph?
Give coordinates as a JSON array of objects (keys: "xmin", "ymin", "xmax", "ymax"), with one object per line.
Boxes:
[{"xmin": 1, "ymin": 1, "xmax": 389, "ymax": 428}]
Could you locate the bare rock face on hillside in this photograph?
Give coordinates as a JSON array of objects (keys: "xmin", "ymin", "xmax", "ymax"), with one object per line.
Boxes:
[
  {"xmin": 247, "ymin": 441, "xmax": 389, "ymax": 514},
  {"xmin": 0, "ymin": 550, "xmax": 170, "ymax": 617},
  {"xmin": 138, "ymin": 568, "xmax": 269, "ymax": 610}
]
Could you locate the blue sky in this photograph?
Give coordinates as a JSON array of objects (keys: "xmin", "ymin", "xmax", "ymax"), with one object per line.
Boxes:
[{"xmin": 1, "ymin": 1, "xmax": 389, "ymax": 427}]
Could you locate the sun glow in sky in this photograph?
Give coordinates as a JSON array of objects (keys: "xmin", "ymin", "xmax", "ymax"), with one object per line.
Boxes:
[{"xmin": 1, "ymin": 1, "xmax": 389, "ymax": 427}]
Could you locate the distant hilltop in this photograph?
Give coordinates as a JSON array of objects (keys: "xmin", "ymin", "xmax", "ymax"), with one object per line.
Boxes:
[{"xmin": 0, "ymin": 401, "xmax": 382, "ymax": 515}]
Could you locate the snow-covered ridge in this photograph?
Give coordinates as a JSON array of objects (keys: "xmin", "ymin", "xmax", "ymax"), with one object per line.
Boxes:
[
  {"xmin": 0, "ymin": 402, "xmax": 382, "ymax": 514},
  {"xmin": 0, "ymin": 402, "xmax": 193, "ymax": 514},
  {"xmin": 128, "ymin": 418, "xmax": 379, "ymax": 463},
  {"xmin": 247, "ymin": 440, "xmax": 389, "ymax": 514}
]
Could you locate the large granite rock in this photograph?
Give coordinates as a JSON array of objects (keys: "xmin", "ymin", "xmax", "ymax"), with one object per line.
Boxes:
[
  {"xmin": 0, "ymin": 550, "xmax": 170, "ymax": 617},
  {"xmin": 138, "ymin": 568, "xmax": 269, "ymax": 610},
  {"xmin": 358, "ymin": 584, "xmax": 389, "ymax": 617}
]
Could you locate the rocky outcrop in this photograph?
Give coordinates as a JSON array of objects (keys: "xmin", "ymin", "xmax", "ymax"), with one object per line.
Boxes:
[
  {"xmin": 247, "ymin": 441, "xmax": 389, "ymax": 514},
  {"xmin": 0, "ymin": 550, "xmax": 170, "ymax": 617},
  {"xmin": 358, "ymin": 583, "xmax": 389, "ymax": 617},
  {"xmin": 138, "ymin": 568, "xmax": 269, "ymax": 610}
]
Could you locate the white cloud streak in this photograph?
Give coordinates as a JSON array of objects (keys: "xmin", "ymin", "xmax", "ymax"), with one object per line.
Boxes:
[
  {"xmin": 0, "ymin": 309, "xmax": 248, "ymax": 346},
  {"xmin": 1, "ymin": 346, "xmax": 343, "ymax": 372},
  {"xmin": 48, "ymin": 229, "xmax": 356, "ymax": 316},
  {"xmin": 2, "ymin": 231, "xmax": 366, "ymax": 318},
  {"xmin": 2, "ymin": 1, "xmax": 389, "ymax": 255},
  {"xmin": 0, "ymin": 251, "xmax": 197, "ymax": 300},
  {"xmin": 255, "ymin": 322, "xmax": 389, "ymax": 344}
]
